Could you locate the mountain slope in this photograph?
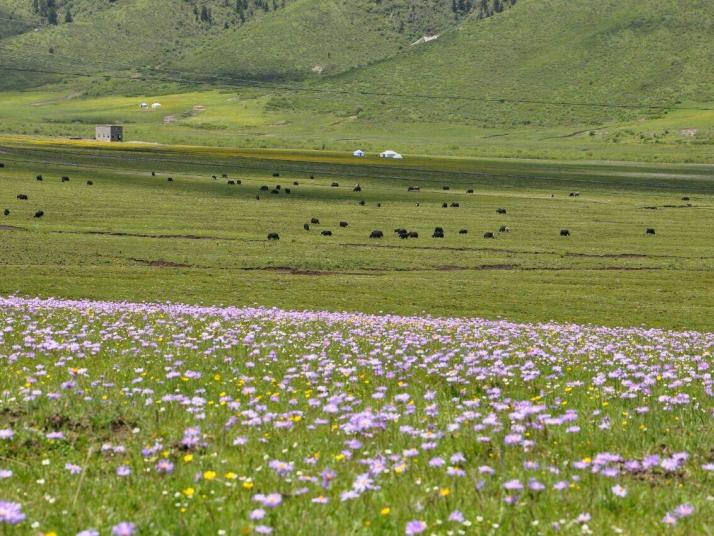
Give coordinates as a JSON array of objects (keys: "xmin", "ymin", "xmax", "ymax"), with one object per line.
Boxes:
[
  {"xmin": 0, "ymin": 0, "xmax": 299, "ymax": 88},
  {"xmin": 0, "ymin": 0, "xmax": 513, "ymax": 87},
  {"xmin": 0, "ymin": 0, "xmax": 712, "ymax": 134},
  {"xmin": 307, "ymin": 0, "xmax": 714, "ymax": 126},
  {"xmin": 176, "ymin": 0, "xmax": 510, "ymax": 79}
]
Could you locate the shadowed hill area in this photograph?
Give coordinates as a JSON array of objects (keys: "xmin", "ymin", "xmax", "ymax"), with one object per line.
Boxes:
[
  {"xmin": 0, "ymin": 0, "xmax": 300, "ymax": 88},
  {"xmin": 0, "ymin": 0, "xmax": 514, "ymax": 87}
]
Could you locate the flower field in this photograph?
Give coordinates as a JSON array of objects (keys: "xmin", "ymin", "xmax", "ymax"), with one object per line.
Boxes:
[{"xmin": 0, "ymin": 297, "xmax": 712, "ymax": 535}]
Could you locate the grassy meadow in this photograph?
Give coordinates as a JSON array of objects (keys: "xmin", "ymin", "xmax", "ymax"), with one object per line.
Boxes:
[
  {"xmin": 0, "ymin": 298, "xmax": 713, "ymax": 535},
  {"xmin": 1, "ymin": 139, "xmax": 713, "ymax": 330},
  {"xmin": 2, "ymin": 1, "xmax": 714, "ymax": 534},
  {"xmin": 0, "ymin": 85, "xmax": 712, "ymax": 163}
]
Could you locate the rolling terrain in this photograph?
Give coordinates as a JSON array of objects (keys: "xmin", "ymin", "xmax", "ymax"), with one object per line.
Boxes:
[
  {"xmin": 0, "ymin": 0, "xmax": 712, "ymax": 160},
  {"xmin": 1, "ymin": 3, "xmax": 713, "ymax": 535}
]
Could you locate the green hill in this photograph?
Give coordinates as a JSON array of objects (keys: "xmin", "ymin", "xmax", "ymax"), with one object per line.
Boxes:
[
  {"xmin": 0, "ymin": 0, "xmax": 512, "ymax": 87},
  {"xmin": 176, "ymin": 0, "xmax": 510, "ymax": 79},
  {"xmin": 0, "ymin": 0, "xmax": 300, "ymax": 88},
  {"xmin": 300, "ymin": 0, "xmax": 714, "ymax": 127},
  {"xmin": 0, "ymin": 0, "xmax": 713, "ymax": 160}
]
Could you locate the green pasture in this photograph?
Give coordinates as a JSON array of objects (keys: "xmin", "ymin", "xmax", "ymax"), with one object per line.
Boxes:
[
  {"xmin": 0, "ymin": 85, "xmax": 713, "ymax": 163},
  {"xmin": 1, "ymin": 140, "xmax": 713, "ymax": 329}
]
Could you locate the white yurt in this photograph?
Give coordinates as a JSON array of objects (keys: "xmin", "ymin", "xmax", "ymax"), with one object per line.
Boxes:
[{"xmin": 379, "ymin": 150, "xmax": 403, "ymax": 159}]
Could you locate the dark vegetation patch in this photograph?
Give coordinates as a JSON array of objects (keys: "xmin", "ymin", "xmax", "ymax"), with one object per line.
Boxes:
[
  {"xmin": 53, "ymin": 230, "xmax": 235, "ymax": 241},
  {"xmin": 129, "ymin": 258, "xmax": 193, "ymax": 268}
]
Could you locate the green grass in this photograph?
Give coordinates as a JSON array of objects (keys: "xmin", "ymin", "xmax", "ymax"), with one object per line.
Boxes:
[
  {"xmin": 315, "ymin": 0, "xmax": 714, "ymax": 127},
  {"xmin": 2, "ymin": 1, "xmax": 714, "ymax": 162},
  {"xmin": 1, "ymin": 140, "xmax": 713, "ymax": 330},
  {"xmin": 0, "ymin": 86, "xmax": 713, "ymax": 163},
  {"xmin": 0, "ymin": 296, "xmax": 712, "ymax": 534},
  {"xmin": 2, "ymin": 0, "xmax": 714, "ymax": 155}
]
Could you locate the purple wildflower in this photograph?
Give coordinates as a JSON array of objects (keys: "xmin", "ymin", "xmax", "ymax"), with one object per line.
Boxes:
[
  {"xmin": 405, "ymin": 520, "xmax": 427, "ymax": 535},
  {"xmin": 0, "ymin": 501, "xmax": 25, "ymax": 525}
]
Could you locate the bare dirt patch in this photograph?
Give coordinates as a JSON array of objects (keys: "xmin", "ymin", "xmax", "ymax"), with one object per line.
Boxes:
[
  {"xmin": 436, "ymin": 264, "xmax": 520, "ymax": 271},
  {"xmin": 246, "ymin": 267, "xmax": 384, "ymax": 277},
  {"xmin": 129, "ymin": 258, "xmax": 193, "ymax": 268},
  {"xmin": 53, "ymin": 230, "xmax": 232, "ymax": 241},
  {"xmin": 566, "ymin": 253, "xmax": 648, "ymax": 259}
]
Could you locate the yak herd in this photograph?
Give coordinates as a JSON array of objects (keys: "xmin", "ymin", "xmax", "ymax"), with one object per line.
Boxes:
[{"xmin": 0, "ymin": 164, "xmax": 665, "ymax": 241}]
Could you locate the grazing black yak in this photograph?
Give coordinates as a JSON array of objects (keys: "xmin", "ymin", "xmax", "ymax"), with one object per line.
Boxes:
[
  {"xmin": 370, "ymin": 230, "xmax": 384, "ymax": 239},
  {"xmin": 267, "ymin": 233, "xmax": 280, "ymax": 241}
]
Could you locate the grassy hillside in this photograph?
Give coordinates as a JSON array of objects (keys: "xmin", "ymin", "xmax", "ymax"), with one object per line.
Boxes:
[
  {"xmin": 306, "ymin": 0, "xmax": 714, "ymax": 127},
  {"xmin": 1, "ymin": 0, "xmax": 713, "ymax": 161},
  {"xmin": 177, "ymin": 0, "xmax": 513, "ymax": 79},
  {"xmin": 0, "ymin": 0, "xmax": 513, "ymax": 87},
  {"xmin": 0, "ymin": 0, "xmax": 301, "ymax": 89}
]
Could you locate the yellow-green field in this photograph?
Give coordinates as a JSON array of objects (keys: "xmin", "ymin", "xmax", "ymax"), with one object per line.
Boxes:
[{"xmin": 0, "ymin": 87, "xmax": 713, "ymax": 163}]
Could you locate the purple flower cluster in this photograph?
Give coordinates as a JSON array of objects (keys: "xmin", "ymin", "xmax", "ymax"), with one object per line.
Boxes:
[{"xmin": 0, "ymin": 296, "xmax": 711, "ymax": 533}]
